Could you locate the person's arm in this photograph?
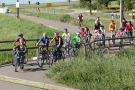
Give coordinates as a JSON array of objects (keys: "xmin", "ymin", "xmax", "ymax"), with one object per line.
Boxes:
[
  {"xmin": 115, "ymin": 24, "xmax": 117, "ymax": 31},
  {"xmin": 36, "ymin": 41, "xmax": 40, "ymax": 46},
  {"xmin": 132, "ymin": 26, "xmax": 134, "ymax": 31},
  {"xmin": 23, "ymin": 45, "xmax": 27, "ymax": 53},
  {"xmin": 62, "ymin": 33, "xmax": 64, "ymax": 38},
  {"xmin": 13, "ymin": 45, "xmax": 19, "ymax": 51},
  {"xmin": 94, "ymin": 34, "xmax": 98, "ymax": 39},
  {"xmin": 49, "ymin": 37, "xmax": 55, "ymax": 45},
  {"xmin": 101, "ymin": 34, "xmax": 103, "ymax": 39},
  {"xmin": 58, "ymin": 37, "xmax": 61, "ymax": 47},
  {"xmin": 93, "ymin": 26, "xmax": 95, "ymax": 33},
  {"xmin": 12, "ymin": 39, "xmax": 19, "ymax": 46}
]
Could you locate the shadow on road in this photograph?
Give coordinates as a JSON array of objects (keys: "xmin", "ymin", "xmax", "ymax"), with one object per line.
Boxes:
[{"xmin": 23, "ymin": 68, "xmax": 47, "ymax": 72}]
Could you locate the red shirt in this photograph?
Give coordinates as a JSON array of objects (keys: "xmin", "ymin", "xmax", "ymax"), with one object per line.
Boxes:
[
  {"xmin": 80, "ymin": 31, "xmax": 86, "ymax": 37},
  {"xmin": 126, "ymin": 24, "xmax": 133, "ymax": 31}
]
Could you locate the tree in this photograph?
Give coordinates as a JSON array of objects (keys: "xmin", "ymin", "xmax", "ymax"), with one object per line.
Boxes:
[{"xmin": 98, "ymin": 0, "xmax": 110, "ymax": 9}]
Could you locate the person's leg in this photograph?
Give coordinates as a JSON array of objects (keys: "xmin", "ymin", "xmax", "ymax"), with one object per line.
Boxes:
[
  {"xmin": 127, "ymin": 30, "xmax": 130, "ymax": 37},
  {"xmin": 130, "ymin": 31, "xmax": 133, "ymax": 41}
]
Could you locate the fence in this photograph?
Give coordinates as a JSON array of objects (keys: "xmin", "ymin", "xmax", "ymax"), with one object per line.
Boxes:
[
  {"xmin": 84, "ymin": 36, "xmax": 135, "ymax": 56},
  {"xmin": 0, "ymin": 37, "xmax": 135, "ymax": 64}
]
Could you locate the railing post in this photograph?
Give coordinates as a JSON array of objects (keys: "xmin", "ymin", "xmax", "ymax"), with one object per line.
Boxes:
[
  {"xmin": 84, "ymin": 45, "xmax": 87, "ymax": 56},
  {"xmin": 107, "ymin": 40, "xmax": 110, "ymax": 54},
  {"xmin": 92, "ymin": 42, "xmax": 95, "ymax": 51}
]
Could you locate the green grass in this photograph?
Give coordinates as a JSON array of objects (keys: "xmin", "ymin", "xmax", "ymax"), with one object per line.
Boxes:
[
  {"xmin": 0, "ymin": 14, "xmax": 64, "ymax": 65},
  {"xmin": 47, "ymin": 47, "xmax": 135, "ymax": 89}
]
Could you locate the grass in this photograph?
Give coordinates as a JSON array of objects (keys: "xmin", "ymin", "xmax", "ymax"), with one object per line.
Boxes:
[
  {"xmin": 47, "ymin": 47, "xmax": 135, "ymax": 89},
  {"xmin": 0, "ymin": 14, "xmax": 64, "ymax": 65}
]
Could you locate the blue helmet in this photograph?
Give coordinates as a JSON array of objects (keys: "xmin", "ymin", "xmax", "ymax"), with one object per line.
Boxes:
[
  {"xmin": 76, "ymin": 31, "xmax": 80, "ymax": 35},
  {"xmin": 18, "ymin": 33, "xmax": 23, "ymax": 36}
]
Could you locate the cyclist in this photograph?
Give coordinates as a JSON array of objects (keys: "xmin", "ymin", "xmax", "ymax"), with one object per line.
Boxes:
[
  {"xmin": 95, "ymin": 17, "xmax": 102, "ymax": 25},
  {"xmin": 121, "ymin": 18, "xmax": 127, "ymax": 32},
  {"xmin": 78, "ymin": 13, "xmax": 83, "ymax": 28},
  {"xmin": 70, "ymin": 31, "xmax": 82, "ymax": 49},
  {"xmin": 36, "ymin": 33, "xmax": 49, "ymax": 64},
  {"xmin": 93, "ymin": 21, "xmax": 101, "ymax": 33},
  {"xmin": 49, "ymin": 32, "xmax": 63, "ymax": 61},
  {"xmin": 117, "ymin": 28, "xmax": 124, "ymax": 38},
  {"xmin": 126, "ymin": 21, "xmax": 134, "ymax": 43},
  {"xmin": 84, "ymin": 27, "xmax": 92, "ymax": 43},
  {"xmin": 94, "ymin": 30, "xmax": 103, "ymax": 46},
  {"xmin": 109, "ymin": 20, "xmax": 116, "ymax": 38},
  {"xmin": 12, "ymin": 33, "xmax": 26, "ymax": 46},
  {"xmin": 80, "ymin": 28, "xmax": 86, "ymax": 44},
  {"xmin": 62, "ymin": 28, "xmax": 71, "ymax": 47},
  {"xmin": 13, "ymin": 39, "xmax": 27, "ymax": 70}
]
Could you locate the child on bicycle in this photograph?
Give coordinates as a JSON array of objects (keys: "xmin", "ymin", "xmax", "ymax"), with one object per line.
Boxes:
[
  {"xmin": 80, "ymin": 28, "xmax": 86, "ymax": 44},
  {"xmin": 70, "ymin": 31, "xmax": 82, "ymax": 49},
  {"xmin": 84, "ymin": 27, "xmax": 92, "ymax": 43},
  {"xmin": 78, "ymin": 13, "xmax": 83, "ymax": 28},
  {"xmin": 94, "ymin": 30, "xmax": 103, "ymax": 46},
  {"xmin": 62, "ymin": 28, "xmax": 71, "ymax": 47},
  {"xmin": 109, "ymin": 20, "xmax": 116, "ymax": 38},
  {"xmin": 13, "ymin": 39, "xmax": 27, "ymax": 70},
  {"xmin": 36, "ymin": 33, "xmax": 49, "ymax": 64},
  {"xmin": 12, "ymin": 33, "xmax": 26, "ymax": 46}
]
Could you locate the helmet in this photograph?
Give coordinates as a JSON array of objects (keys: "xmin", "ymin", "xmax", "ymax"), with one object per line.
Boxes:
[
  {"xmin": 18, "ymin": 33, "xmax": 23, "ymax": 36},
  {"xmin": 76, "ymin": 31, "xmax": 80, "ymax": 35},
  {"xmin": 81, "ymin": 28, "xmax": 84, "ymax": 30}
]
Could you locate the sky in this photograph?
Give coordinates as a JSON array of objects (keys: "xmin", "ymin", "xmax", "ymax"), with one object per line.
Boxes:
[{"xmin": 0, "ymin": 0, "xmax": 79, "ymax": 5}]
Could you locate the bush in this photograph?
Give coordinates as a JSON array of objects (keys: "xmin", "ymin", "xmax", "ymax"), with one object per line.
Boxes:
[
  {"xmin": 47, "ymin": 47, "xmax": 135, "ymax": 89},
  {"xmin": 60, "ymin": 14, "xmax": 71, "ymax": 22}
]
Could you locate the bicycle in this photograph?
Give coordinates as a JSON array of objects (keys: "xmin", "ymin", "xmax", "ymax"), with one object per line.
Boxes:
[
  {"xmin": 14, "ymin": 51, "xmax": 25, "ymax": 72},
  {"xmin": 50, "ymin": 45, "xmax": 65, "ymax": 65},
  {"xmin": 70, "ymin": 43, "xmax": 81, "ymax": 57},
  {"xmin": 12, "ymin": 46, "xmax": 28, "ymax": 66},
  {"xmin": 37, "ymin": 45, "xmax": 50, "ymax": 67},
  {"xmin": 63, "ymin": 40, "xmax": 72, "ymax": 58}
]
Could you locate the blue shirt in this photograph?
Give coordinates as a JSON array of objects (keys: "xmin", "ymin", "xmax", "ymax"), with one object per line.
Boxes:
[{"xmin": 39, "ymin": 37, "xmax": 49, "ymax": 45}]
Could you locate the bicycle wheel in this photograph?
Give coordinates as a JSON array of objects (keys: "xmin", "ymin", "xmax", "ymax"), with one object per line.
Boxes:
[
  {"xmin": 20, "ymin": 62, "xmax": 24, "ymax": 70},
  {"xmin": 112, "ymin": 35, "xmax": 115, "ymax": 44},
  {"xmin": 61, "ymin": 51, "xmax": 65, "ymax": 61},
  {"xmin": 12, "ymin": 52, "xmax": 17, "ymax": 66},
  {"xmin": 37, "ymin": 53, "xmax": 44, "ymax": 67},
  {"xmin": 15, "ymin": 60, "xmax": 19, "ymax": 72},
  {"xmin": 50, "ymin": 51, "xmax": 54, "ymax": 65},
  {"xmin": 70, "ymin": 48, "xmax": 76, "ymax": 57},
  {"xmin": 24, "ymin": 52, "xmax": 28, "ymax": 64}
]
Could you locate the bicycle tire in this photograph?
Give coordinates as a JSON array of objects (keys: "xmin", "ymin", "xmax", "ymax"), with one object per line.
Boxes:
[
  {"xmin": 12, "ymin": 52, "xmax": 17, "ymax": 66},
  {"xmin": 37, "ymin": 53, "xmax": 44, "ymax": 67},
  {"xmin": 61, "ymin": 51, "xmax": 65, "ymax": 61},
  {"xmin": 24, "ymin": 52, "xmax": 28, "ymax": 64},
  {"xmin": 112, "ymin": 35, "xmax": 115, "ymax": 44},
  {"xmin": 20, "ymin": 62, "xmax": 24, "ymax": 70},
  {"xmin": 15, "ymin": 60, "xmax": 19, "ymax": 72}
]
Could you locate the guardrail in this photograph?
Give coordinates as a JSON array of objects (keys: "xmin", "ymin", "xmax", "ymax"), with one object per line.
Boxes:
[{"xmin": 84, "ymin": 36, "xmax": 135, "ymax": 56}]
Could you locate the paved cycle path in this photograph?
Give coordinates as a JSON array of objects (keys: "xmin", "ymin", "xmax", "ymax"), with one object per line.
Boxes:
[{"xmin": 0, "ymin": 60, "xmax": 73, "ymax": 90}]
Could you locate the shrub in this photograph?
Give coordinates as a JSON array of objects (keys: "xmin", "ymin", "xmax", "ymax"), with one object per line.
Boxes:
[{"xmin": 60, "ymin": 14, "xmax": 71, "ymax": 22}]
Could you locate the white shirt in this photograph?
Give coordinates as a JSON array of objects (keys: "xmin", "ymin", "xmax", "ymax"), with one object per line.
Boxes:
[{"xmin": 62, "ymin": 32, "xmax": 70, "ymax": 40}]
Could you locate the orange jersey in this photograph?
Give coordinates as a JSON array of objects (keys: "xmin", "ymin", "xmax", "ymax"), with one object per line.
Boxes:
[{"xmin": 109, "ymin": 23, "xmax": 116, "ymax": 30}]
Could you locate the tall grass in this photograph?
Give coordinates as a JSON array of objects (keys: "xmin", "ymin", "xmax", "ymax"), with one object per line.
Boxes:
[
  {"xmin": 47, "ymin": 47, "xmax": 135, "ymax": 90},
  {"xmin": 0, "ymin": 14, "xmax": 63, "ymax": 65}
]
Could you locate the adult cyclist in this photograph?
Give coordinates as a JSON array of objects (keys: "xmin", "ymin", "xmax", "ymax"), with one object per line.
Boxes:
[
  {"xmin": 12, "ymin": 33, "xmax": 26, "ymax": 46},
  {"xmin": 49, "ymin": 32, "xmax": 63, "ymax": 61},
  {"xmin": 70, "ymin": 31, "xmax": 82, "ymax": 49},
  {"xmin": 36, "ymin": 33, "xmax": 49, "ymax": 64}
]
